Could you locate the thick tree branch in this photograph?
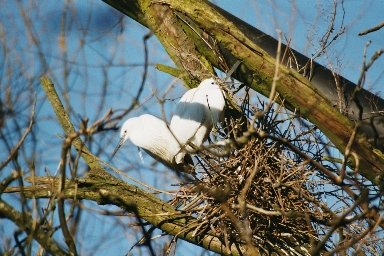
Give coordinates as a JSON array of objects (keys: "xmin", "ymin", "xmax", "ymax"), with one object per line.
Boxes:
[
  {"xmin": 6, "ymin": 175, "xmax": 246, "ymax": 256},
  {"xmin": 139, "ymin": 0, "xmax": 214, "ymax": 86},
  {"xmin": 103, "ymin": 0, "xmax": 384, "ymax": 188}
]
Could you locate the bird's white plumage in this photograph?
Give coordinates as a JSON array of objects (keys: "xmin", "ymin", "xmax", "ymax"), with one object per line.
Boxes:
[
  {"xmin": 118, "ymin": 114, "xmax": 181, "ymax": 165},
  {"xmin": 170, "ymin": 78, "xmax": 225, "ymax": 163},
  {"xmin": 114, "ymin": 78, "xmax": 226, "ymax": 168}
]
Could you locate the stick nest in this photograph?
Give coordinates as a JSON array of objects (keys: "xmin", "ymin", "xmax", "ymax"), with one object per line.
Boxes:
[{"xmin": 171, "ymin": 113, "xmax": 329, "ymax": 255}]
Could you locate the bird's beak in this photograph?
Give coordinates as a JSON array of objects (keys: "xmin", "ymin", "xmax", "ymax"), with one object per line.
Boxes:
[{"xmin": 112, "ymin": 137, "xmax": 125, "ymax": 158}]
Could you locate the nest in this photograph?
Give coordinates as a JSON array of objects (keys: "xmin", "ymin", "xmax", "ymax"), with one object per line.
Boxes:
[
  {"xmin": 162, "ymin": 87, "xmax": 384, "ymax": 254},
  {"xmin": 171, "ymin": 109, "xmax": 329, "ymax": 255}
]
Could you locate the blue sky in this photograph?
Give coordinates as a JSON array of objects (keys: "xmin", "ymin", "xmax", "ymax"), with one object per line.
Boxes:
[{"xmin": 0, "ymin": 0, "xmax": 383, "ymax": 255}]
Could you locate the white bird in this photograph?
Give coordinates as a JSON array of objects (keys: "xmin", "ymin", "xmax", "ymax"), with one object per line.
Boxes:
[
  {"xmin": 170, "ymin": 78, "xmax": 226, "ymax": 163},
  {"xmin": 112, "ymin": 114, "xmax": 192, "ymax": 172}
]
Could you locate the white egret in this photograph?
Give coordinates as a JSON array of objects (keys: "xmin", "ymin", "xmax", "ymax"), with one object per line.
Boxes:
[
  {"xmin": 112, "ymin": 114, "xmax": 192, "ymax": 172},
  {"xmin": 170, "ymin": 78, "xmax": 226, "ymax": 163},
  {"xmin": 112, "ymin": 61, "xmax": 241, "ymax": 171}
]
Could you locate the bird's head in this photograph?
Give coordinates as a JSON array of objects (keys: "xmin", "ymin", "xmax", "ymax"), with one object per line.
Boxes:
[
  {"xmin": 112, "ymin": 118, "xmax": 136, "ymax": 158},
  {"xmin": 201, "ymin": 78, "xmax": 218, "ymax": 87}
]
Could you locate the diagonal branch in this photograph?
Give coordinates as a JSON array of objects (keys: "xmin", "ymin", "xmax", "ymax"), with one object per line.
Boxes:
[
  {"xmin": 40, "ymin": 76, "xmax": 102, "ymax": 171},
  {"xmin": 6, "ymin": 175, "xmax": 246, "ymax": 256},
  {"xmin": 359, "ymin": 21, "xmax": 384, "ymax": 36}
]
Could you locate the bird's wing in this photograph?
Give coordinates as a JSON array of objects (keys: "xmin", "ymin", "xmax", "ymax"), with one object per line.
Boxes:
[
  {"xmin": 172, "ymin": 88, "xmax": 199, "ymax": 121},
  {"xmin": 130, "ymin": 114, "xmax": 181, "ymax": 164},
  {"xmin": 170, "ymin": 88, "xmax": 207, "ymax": 145},
  {"xmin": 196, "ymin": 80, "xmax": 226, "ymax": 124}
]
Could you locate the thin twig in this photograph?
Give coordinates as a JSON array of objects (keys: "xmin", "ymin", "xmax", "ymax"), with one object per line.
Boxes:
[
  {"xmin": 311, "ymin": 192, "xmax": 366, "ymax": 255},
  {"xmin": 0, "ymin": 99, "xmax": 35, "ymax": 170},
  {"xmin": 57, "ymin": 134, "xmax": 79, "ymax": 256},
  {"xmin": 358, "ymin": 21, "xmax": 384, "ymax": 36},
  {"xmin": 337, "ymin": 122, "xmax": 359, "ymax": 184}
]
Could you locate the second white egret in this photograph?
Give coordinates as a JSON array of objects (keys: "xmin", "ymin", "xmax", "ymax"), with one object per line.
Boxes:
[{"xmin": 170, "ymin": 78, "xmax": 226, "ymax": 163}]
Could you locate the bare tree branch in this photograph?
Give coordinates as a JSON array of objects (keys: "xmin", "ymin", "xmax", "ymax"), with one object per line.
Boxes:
[
  {"xmin": 5, "ymin": 174, "xmax": 246, "ymax": 256},
  {"xmin": 359, "ymin": 21, "xmax": 384, "ymax": 36},
  {"xmin": 0, "ymin": 102, "xmax": 35, "ymax": 170},
  {"xmin": 0, "ymin": 200, "xmax": 68, "ymax": 256}
]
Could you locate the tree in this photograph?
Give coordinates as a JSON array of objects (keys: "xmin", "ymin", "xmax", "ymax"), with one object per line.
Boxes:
[{"xmin": 1, "ymin": 0, "xmax": 383, "ymax": 255}]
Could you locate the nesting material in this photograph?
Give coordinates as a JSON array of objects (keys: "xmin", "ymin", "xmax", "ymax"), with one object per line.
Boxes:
[
  {"xmin": 171, "ymin": 117, "xmax": 326, "ymax": 255},
  {"xmin": 167, "ymin": 88, "xmax": 383, "ymax": 255}
]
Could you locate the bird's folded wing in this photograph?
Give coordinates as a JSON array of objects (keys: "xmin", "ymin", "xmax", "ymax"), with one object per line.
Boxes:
[{"xmin": 170, "ymin": 88, "xmax": 208, "ymax": 145}]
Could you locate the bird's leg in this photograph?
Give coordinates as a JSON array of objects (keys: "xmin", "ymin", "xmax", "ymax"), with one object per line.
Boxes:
[{"xmin": 137, "ymin": 147, "xmax": 144, "ymax": 163}]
